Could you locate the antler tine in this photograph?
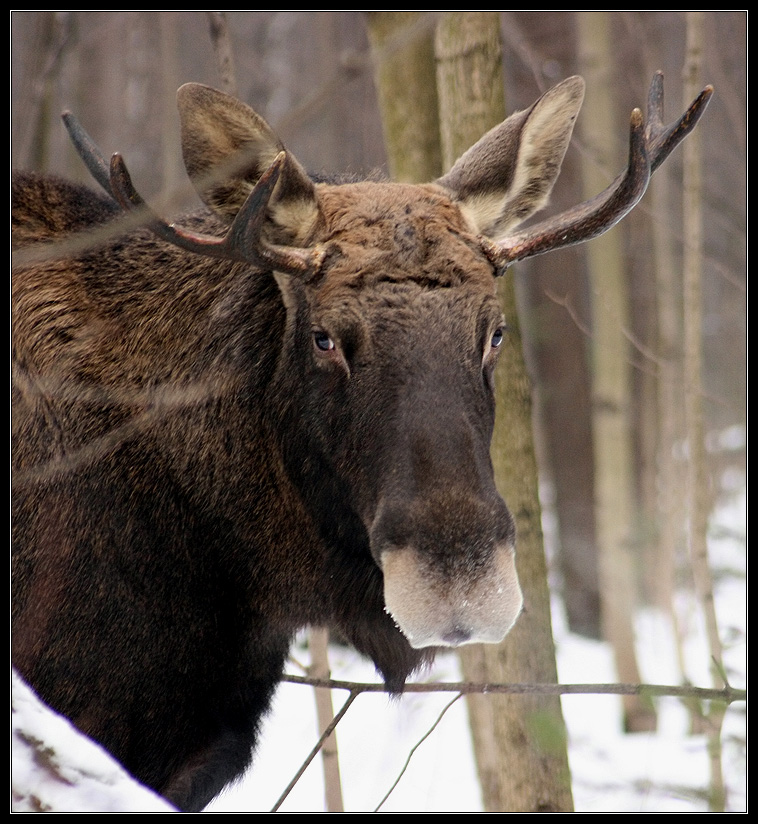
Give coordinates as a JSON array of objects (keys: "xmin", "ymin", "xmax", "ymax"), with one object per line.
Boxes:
[
  {"xmin": 107, "ymin": 150, "xmax": 321, "ymax": 277},
  {"xmin": 62, "ymin": 112, "xmax": 115, "ymax": 199},
  {"xmin": 646, "ymin": 70, "xmax": 714, "ymax": 173},
  {"xmin": 483, "ymin": 107, "xmax": 650, "ymax": 271},
  {"xmin": 62, "ymin": 107, "xmax": 323, "ymax": 277},
  {"xmin": 486, "ymin": 72, "xmax": 713, "ymax": 273}
]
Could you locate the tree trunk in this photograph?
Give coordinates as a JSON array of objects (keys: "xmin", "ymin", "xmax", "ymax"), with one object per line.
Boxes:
[
  {"xmin": 640, "ymin": 45, "xmax": 690, "ymax": 682},
  {"xmin": 364, "ymin": 12, "xmax": 442, "ymax": 182},
  {"xmin": 308, "ymin": 628, "xmax": 344, "ymax": 812},
  {"xmin": 10, "ymin": 12, "xmax": 63, "ymax": 173},
  {"xmin": 436, "ymin": 12, "xmax": 573, "ymax": 812},
  {"xmin": 575, "ymin": 11, "xmax": 656, "ymax": 734},
  {"xmin": 681, "ymin": 11, "xmax": 727, "ymax": 811},
  {"xmin": 649, "ymin": 112, "xmax": 691, "ymax": 673}
]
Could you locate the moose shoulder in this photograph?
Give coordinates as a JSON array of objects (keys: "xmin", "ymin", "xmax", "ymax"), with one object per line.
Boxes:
[{"xmin": 11, "ymin": 74, "xmax": 710, "ymax": 811}]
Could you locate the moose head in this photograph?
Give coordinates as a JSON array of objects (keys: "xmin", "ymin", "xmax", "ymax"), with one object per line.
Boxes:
[{"xmin": 12, "ymin": 72, "xmax": 711, "ymax": 810}]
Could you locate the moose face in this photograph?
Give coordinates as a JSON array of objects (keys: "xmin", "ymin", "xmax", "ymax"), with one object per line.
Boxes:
[
  {"xmin": 275, "ymin": 180, "xmax": 521, "ymax": 648},
  {"xmin": 55, "ymin": 74, "xmax": 711, "ymax": 656}
]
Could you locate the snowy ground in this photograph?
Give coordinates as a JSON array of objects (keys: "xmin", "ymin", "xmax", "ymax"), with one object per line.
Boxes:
[{"xmin": 12, "ymin": 488, "xmax": 745, "ymax": 813}]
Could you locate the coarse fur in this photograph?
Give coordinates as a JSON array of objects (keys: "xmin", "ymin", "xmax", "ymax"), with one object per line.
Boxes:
[{"xmin": 12, "ymin": 79, "xmax": 583, "ymax": 810}]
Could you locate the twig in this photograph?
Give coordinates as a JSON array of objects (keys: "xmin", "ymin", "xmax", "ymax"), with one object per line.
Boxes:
[
  {"xmin": 374, "ymin": 693, "xmax": 464, "ymax": 812},
  {"xmin": 270, "ymin": 689, "xmax": 360, "ymax": 812}
]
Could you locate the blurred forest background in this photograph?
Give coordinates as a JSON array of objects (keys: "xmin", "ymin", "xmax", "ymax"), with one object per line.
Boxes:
[{"xmin": 11, "ymin": 10, "xmax": 746, "ymax": 812}]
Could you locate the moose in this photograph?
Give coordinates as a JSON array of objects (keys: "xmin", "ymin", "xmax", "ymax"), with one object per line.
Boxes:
[{"xmin": 12, "ymin": 73, "xmax": 711, "ymax": 811}]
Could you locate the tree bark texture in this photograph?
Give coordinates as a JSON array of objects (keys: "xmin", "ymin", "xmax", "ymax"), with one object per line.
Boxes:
[
  {"xmin": 682, "ymin": 11, "xmax": 727, "ymax": 811},
  {"xmin": 436, "ymin": 12, "xmax": 573, "ymax": 812},
  {"xmin": 364, "ymin": 12, "xmax": 442, "ymax": 182},
  {"xmin": 308, "ymin": 628, "xmax": 344, "ymax": 812}
]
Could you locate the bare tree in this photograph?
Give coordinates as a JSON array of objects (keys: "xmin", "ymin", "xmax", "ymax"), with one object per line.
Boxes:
[
  {"xmin": 575, "ymin": 11, "xmax": 656, "ymax": 733},
  {"xmin": 681, "ymin": 11, "xmax": 728, "ymax": 811},
  {"xmin": 307, "ymin": 629, "xmax": 344, "ymax": 812},
  {"xmin": 436, "ymin": 12, "xmax": 573, "ymax": 812},
  {"xmin": 364, "ymin": 12, "xmax": 442, "ymax": 182}
]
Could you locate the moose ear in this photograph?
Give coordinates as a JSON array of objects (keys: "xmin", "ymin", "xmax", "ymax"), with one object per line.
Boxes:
[
  {"xmin": 176, "ymin": 83, "xmax": 319, "ymax": 244},
  {"xmin": 437, "ymin": 76, "xmax": 585, "ymax": 240}
]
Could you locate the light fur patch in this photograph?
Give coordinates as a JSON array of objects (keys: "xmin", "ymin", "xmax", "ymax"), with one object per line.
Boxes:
[
  {"xmin": 459, "ymin": 76, "xmax": 585, "ymax": 239},
  {"xmin": 382, "ymin": 543, "xmax": 523, "ymax": 649},
  {"xmin": 270, "ymin": 197, "xmax": 320, "ymax": 246},
  {"xmin": 458, "ymin": 193, "xmax": 511, "ymax": 239},
  {"xmin": 493, "ymin": 76, "xmax": 584, "ymax": 236}
]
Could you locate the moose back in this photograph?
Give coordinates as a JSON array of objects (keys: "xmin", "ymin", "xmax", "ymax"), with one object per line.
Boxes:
[{"xmin": 12, "ymin": 75, "xmax": 710, "ymax": 810}]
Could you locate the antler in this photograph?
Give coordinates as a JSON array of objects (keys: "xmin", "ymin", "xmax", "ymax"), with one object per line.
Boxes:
[
  {"xmin": 62, "ymin": 113, "xmax": 325, "ymax": 278},
  {"xmin": 62, "ymin": 111, "xmax": 114, "ymax": 198},
  {"xmin": 482, "ymin": 72, "xmax": 713, "ymax": 273},
  {"xmin": 108, "ymin": 152, "xmax": 325, "ymax": 276}
]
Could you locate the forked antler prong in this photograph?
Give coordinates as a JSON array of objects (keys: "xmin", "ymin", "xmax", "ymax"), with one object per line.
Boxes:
[
  {"xmin": 108, "ymin": 152, "xmax": 322, "ymax": 276},
  {"xmin": 646, "ymin": 71, "xmax": 713, "ymax": 173},
  {"xmin": 484, "ymin": 72, "xmax": 713, "ymax": 273},
  {"xmin": 63, "ymin": 112, "xmax": 324, "ymax": 278}
]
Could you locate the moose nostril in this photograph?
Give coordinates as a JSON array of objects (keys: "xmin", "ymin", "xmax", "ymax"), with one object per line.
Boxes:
[{"xmin": 441, "ymin": 625, "xmax": 473, "ymax": 646}]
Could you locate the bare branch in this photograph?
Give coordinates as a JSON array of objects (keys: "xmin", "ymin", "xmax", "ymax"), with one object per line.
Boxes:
[
  {"xmin": 280, "ymin": 673, "xmax": 746, "ymax": 705},
  {"xmin": 270, "ymin": 690, "xmax": 360, "ymax": 813},
  {"xmin": 374, "ymin": 693, "xmax": 464, "ymax": 812}
]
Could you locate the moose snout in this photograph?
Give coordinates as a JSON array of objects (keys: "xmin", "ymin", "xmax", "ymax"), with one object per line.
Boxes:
[
  {"xmin": 372, "ymin": 492, "xmax": 523, "ymax": 649},
  {"xmin": 380, "ymin": 540, "xmax": 523, "ymax": 649}
]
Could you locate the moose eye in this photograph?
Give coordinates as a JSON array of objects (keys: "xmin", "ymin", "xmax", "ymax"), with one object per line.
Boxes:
[
  {"xmin": 491, "ymin": 327, "xmax": 505, "ymax": 349},
  {"xmin": 313, "ymin": 330, "xmax": 335, "ymax": 352}
]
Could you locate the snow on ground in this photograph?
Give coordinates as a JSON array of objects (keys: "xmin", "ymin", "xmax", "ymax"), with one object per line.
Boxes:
[{"xmin": 11, "ymin": 670, "xmax": 175, "ymax": 812}]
